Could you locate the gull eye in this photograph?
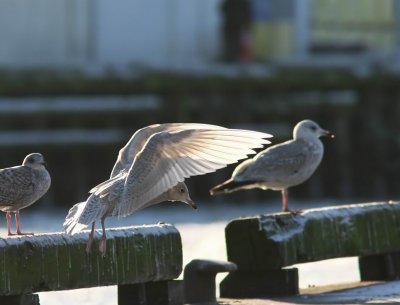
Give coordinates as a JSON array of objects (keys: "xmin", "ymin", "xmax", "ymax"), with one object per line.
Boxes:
[
  {"xmin": 180, "ymin": 188, "xmax": 185, "ymax": 193},
  {"xmin": 310, "ymin": 125, "xmax": 317, "ymax": 131}
]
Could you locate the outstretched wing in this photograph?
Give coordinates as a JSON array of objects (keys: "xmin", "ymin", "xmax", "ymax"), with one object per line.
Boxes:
[
  {"xmin": 110, "ymin": 123, "xmax": 227, "ymax": 178},
  {"xmin": 117, "ymin": 128, "xmax": 272, "ymax": 216}
]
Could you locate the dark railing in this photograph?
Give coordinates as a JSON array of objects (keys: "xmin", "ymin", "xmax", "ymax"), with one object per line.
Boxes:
[
  {"xmin": 0, "ymin": 224, "xmax": 182, "ymax": 305},
  {"xmin": 220, "ymin": 201, "xmax": 400, "ymax": 297}
]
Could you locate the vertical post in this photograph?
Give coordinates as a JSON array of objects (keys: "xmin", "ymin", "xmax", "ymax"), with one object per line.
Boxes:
[
  {"xmin": 165, "ymin": 0, "xmax": 178, "ymax": 65},
  {"xmin": 145, "ymin": 281, "xmax": 183, "ymax": 305},
  {"xmin": 394, "ymin": 0, "xmax": 400, "ymax": 49},
  {"xmin": 359, "ymin": 252, "xmax": 400, "ymax": 281},
  {"xmin": 118, "ymin": 281, "xmax": 183, "ymax": 305},
  {"xmin": 86, "ymin": 0, "xmax": 97, "ymax": 62},
  {"xmin": 294, "ymin": 0, "xmax": 310, "ymax": 59},
  {"xmin": 118, "ymin": 283, "xmax": 147, "ymax": 305},
  {"xmin": 220, "ymin": 268, "xmax": 299, "ymax": 298}
]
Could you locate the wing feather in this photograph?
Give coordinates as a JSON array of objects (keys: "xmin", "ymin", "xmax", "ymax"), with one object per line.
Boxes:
[
  {"xmin": 111, "ymin": 123, "xmax": 228, "ymax": 177},
  {"xmin": 116, "ymin": 128, "xmax": 272, "ymax": 217}
]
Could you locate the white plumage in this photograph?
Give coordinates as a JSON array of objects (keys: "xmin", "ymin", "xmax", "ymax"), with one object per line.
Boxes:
[
  {"xmin": 64, "ymin": 123, "xmax": 272, "ymax": 255},
  {"xmin": 210, "ymin": 120, "xmax": 334, "ymax": 213}
]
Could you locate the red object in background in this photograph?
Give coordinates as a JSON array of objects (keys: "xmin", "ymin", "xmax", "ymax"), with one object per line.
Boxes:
[{"xmin": 239, "ymin": 30, "xmax": 253, "ymax": 63}]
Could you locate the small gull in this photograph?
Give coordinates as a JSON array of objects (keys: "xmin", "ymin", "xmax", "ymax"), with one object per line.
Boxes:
[
  {"xmin": 63, "ymin": 123, "xmax": 272, "ymax": 255},
  {"xmin": 0, "ymin": 153, "xmax": 51, "ymax": 235},
  {"xmin": 210, "ymin": 120, "xmax": 334, "ymax": 213}
]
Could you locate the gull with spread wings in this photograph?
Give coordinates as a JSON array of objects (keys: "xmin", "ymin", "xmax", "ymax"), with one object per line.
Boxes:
[{"xmin": 64, "ymin": 123, "xmax": 272, "ymax": 255}]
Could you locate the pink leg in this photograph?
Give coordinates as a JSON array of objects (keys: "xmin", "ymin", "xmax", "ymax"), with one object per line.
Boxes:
[
  {"xmin": 282, "ymin": 189, "xmax": 289, "ymax": 212},
  {"xmin": 6, "ymin": 212, "xmax": 15, "ymax": 236},
  {"xmin": 99, "ymin": 216, "xmax": 107, "ymax": 256},
  {"xmin": 86, "ymin": 222, "xmax": 95, "ymax": 254},
  {"xmin": 281, "ymin": 189, "xmax": 302, "ymax": 214},
  {"xmin": 15, "ymin": 210, "xmax": 33, "ymax": 235}
]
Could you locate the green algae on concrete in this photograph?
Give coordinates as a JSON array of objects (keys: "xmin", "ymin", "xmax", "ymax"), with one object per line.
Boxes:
[
  {"xmin": 0, "ymin": 224, "xmax": 182, "ymax": 296},
  {"xmin": 225, "ymin": 201, "xmax": 400, "ymax": 270}
]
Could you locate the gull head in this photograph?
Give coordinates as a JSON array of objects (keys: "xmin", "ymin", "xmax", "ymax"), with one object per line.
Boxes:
[
  {"xmin": 293, "ymin": 120, "xmax": 334, "ymax": 140},
  {"xmin": 23, "ymin": 153, "xmax": 47, "ymax": 169},
  {"xmin": 169, "ymin": 182, "xmax": 197, "ymax": 210}
]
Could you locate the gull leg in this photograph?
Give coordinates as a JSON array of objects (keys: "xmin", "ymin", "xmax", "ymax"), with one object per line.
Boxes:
[
  {"xmin": 282, "ymin": 189, "xmax": 289, "ymax": 211},
  {"xmin": 6, "ymin": 212, "xmax": 15, "ymax": 236},
  {"xmin": 99, "ymin": 216, "xmax": 107, "ymax": 256},
  {"xmin": 15, "ymin": 211, "xmax": 33, "ymax": 235},
  {"xmin": 86, "ymin": 222, "xmax": 95, "ymax": 254},
  {"xmin": 281, "ymin": 189, "xmax": 302, "ymax": 214}
]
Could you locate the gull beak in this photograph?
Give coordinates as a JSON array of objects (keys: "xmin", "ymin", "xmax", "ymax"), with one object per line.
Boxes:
[
  {"xmin": 186, "ymin": 198, "xmax": 198, "ymax": 210},
  {"xmin": 322, "ymin": 129, "xmax": 335, "ymax": 139}
]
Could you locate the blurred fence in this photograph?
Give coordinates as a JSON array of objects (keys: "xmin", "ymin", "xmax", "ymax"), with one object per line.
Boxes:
[{"xmin": 0, "ymin": 72, "xmax": 398, "ymax": 209}]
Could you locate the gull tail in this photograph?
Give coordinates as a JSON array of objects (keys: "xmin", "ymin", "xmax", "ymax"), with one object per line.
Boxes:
[
  {"xmin": 210, "ymin": 179, "xmax": 257, "ymax": 195},
  {"xmin": 63, "ymin": 201, "xmax": 88, "ymax": 234}
]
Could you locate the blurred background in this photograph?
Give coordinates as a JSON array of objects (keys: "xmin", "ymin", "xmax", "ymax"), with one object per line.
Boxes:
[
  {"xmin": 0, "ymin": 0, "xmax": 399, "ymax": 212},
  {"xmin": 1, "ymin": 0, "xmax": 400, "ymax": 303}
]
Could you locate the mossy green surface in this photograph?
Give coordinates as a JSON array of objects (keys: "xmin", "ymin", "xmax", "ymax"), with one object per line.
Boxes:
[
  {"xmin": 225, "ymin": 202, "xmax": 400, "ymax": 270},
  {"xmin": 0, "ymin": 224, "xmax": 182, "ymax": 295}
]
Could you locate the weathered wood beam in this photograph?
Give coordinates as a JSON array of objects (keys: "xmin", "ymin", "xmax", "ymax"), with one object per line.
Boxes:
[
  {"xmin": 0, "ymin": 224, "xmax": 182, "ymax": 296},
  {"xmin": 225, "ymin": 201, "xmax": 400, "ymax": 270}
]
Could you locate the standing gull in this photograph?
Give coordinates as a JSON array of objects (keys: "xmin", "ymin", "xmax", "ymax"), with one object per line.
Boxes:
[
  {"xmin": 63, "ymin": 123, "xmax": 272, "ymax": 255},
  {"xmin": 0, "ymin": 153, "xmax": 51, "ymax": 235},
  {"xmin": 210, "ymin": 120, "xmax": 334, "ymax": 213}
]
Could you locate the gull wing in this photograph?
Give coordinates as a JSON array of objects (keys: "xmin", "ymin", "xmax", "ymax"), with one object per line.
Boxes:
[
  {"xmin": 235, "ymin": 139, "xmax": 309, "ymax": 181},
  {"xmin": 110, "ymin": 123, "xmax": 228, "ymax": 178},
  {"xmin": 116, "ymin": 128, "xmax": 272, "ymax": 217}
]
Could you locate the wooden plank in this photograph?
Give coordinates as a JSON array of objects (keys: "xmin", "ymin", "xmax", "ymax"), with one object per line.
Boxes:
[{"xmin": 0, "ymin": 224, "xmax": 182, "ymax": 296}]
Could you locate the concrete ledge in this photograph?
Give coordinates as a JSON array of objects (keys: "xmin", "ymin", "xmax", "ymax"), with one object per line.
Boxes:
[
  {"xmin": 0, "ymin": 224, "xmax": 182, "ymax": 296},
  {"xmin": 225, "ymin": 201, "xmax": 400, "ymax": 270}
]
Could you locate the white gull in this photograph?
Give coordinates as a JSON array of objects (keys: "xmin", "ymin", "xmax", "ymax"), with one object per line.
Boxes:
[
  {"xmin": 63, "ymin": 123, "xmax": 272, "ymax": 255},
  {"xmin": 210, "ymin": 120, "xmax": 334, "ymax": 213}
]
